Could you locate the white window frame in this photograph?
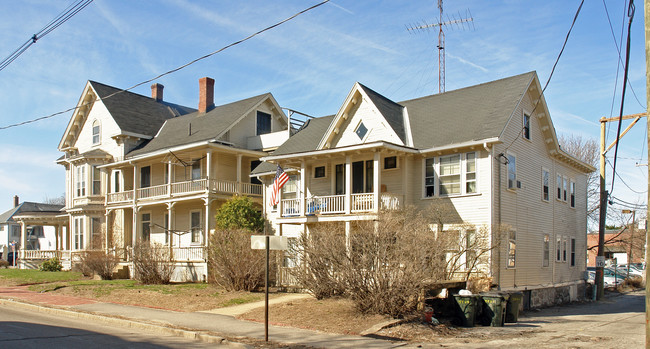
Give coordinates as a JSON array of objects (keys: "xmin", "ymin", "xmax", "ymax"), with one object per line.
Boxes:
[
  {"xmin": 112, "ymin": 170, "xmax": 122, "ymax": 193},
  {"xmin": 465, "ymin": 152, "xmax": 477, "ymax": 194},
  {"xmin": 423, "ymin": 153, "xmax": 478, "ymax": 198},
  {"xmin": 92, "ymin": 166, "xmax": 101, "ymax": 196},
  {"xmin": 570, "ymin": 238, "xmax": 576, "ymax": 266},
  {"xmin": 562, "ymin": 237, "xmax": 567, "ymax": 262},
  {"xmin": 507, "ymin": 152, "xmax": 517, "ymax": 190},
  {"xmin": 439, "ymin": 154, "xmax": 461, "ymax": 195},
  {"xmin": 542, "ymin": 168, "xmax": 550, "ymax": 202},
  {"xmin": 563, "ymin": 177, "xmax": 568, "ymax": 202},
  {"xmin": 190, "ymin": 210, "xmax": 202, "ymax": 244},
  {"xmin": 75, "ymin": 165, "xmax": 86, "ymax": 198},
  {"xmin": 383, "ymin": 156, "xmax": 398, "ymax": 170},
  {"xmin": 92, "ymin": 119, "xmax": 101, "ymax": 145},
  {"xmin": 424, "ymin": 157, "xmax": 435, "ymax": 197},
  {"xmin": 141, "ymin": 212, "xmax": 151, "ymax": 241},
  {"xmin": 556, "ymin": 235, "xmax": 562, "ymax": 262},
  {"xmin": 556, "ymin": 174, "xmax": 562, "ymax": 200},
  {"xmin": 570, "ymin": 180, "xmax": 576, "ymax": 208},
  {"xmin": 522, "ymin": 112, "xmax": 531, "ymax": 140},
  {"xmin": 507, "ymin": 231, "xmax": 516, "ymax": 268},
  {"xmin": 191, "ymin": 160, "xmax": 201, "ymax": 180},
  {"xmin": 74, "ymin": 216, "xmax": 84, "ymax": 250}
]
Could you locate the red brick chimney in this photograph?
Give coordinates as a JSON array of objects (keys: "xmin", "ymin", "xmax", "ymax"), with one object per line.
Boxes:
[
  {"xmin": 13, "ymin": 195, "xmax": 19, "ymax": 208},
  {"xmin": 198, "ymin": 77, "xmax": 215, "ymax": 113},
  {"xmin": 151, "ymin": 83, "xmax": 164, "ymax": 102}
]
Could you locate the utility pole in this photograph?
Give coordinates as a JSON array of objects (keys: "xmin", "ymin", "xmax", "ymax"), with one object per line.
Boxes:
[
  {"xmin": 406, "ymin": 0, "xmax": 473, "ymax": 93},
  {"xmin": 644, "ymin": 0, "xmax": 650, "ymax": 346},
  {"xmin": 597, "ymin": 119, "xmax": 608, "ymax": 300}
]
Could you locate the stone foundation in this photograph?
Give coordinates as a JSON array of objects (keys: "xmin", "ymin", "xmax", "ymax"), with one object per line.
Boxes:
[{"xmin": 528, "ymin": 282, "xmax": 586, "ymax": 309}]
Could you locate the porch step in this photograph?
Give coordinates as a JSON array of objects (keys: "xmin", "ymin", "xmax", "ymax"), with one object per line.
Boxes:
[{"xmin": 112, "ymin": 265, "xmax": 130, "ymax": 279}]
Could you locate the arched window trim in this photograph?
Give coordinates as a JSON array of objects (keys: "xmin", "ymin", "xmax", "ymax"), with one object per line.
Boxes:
[{"xmin": 92, "ymin": 119, "xmax": 101, "ymax": 145}]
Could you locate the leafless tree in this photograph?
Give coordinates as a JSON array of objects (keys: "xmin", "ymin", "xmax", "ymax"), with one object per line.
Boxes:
[
  {"xmin": 558, "ymin": 134, "xmax": 599, "ymax": 227},
  {"xmin": 43, "ymin": 193, "xmax": 65, "ymax": 205}
]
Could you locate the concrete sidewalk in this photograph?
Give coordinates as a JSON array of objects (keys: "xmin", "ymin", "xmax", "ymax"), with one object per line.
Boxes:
[{"xmin": 0, "ymin": 286, "xmax": 410, "ymax": 348}]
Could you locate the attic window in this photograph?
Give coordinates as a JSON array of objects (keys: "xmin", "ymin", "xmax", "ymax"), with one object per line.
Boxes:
[
  {"xmin": 257, "ymin": 111, "xmax": 272, "ymax": 135},
  {"xmin": 355, "ymin": 122, "xmax": 368, "ymax": 140},
  {"xmin": 92, "ymin": 120, "xmax": 100, "ymax": 145}
]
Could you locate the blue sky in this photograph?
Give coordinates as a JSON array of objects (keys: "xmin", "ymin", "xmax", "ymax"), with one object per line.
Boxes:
[{"xmin": 0, "ymin": 0, "xmax": 646, "ymax": 221}]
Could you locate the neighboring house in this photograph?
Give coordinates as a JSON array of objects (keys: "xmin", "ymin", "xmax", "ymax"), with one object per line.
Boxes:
[
  {"xmin": 54, "ymin": 77, "xmax": 292, "ymax": 280},
  {"xmin": 253, "ymin": 71, "xmax": 595, "ymax": 308},
  {"xmin": 0, "ymin": 195, "xmax": 66, "ymax": 264},
  {"xmin": 587, "ymin": 228, "xmax": 645, "ymax": 267}
]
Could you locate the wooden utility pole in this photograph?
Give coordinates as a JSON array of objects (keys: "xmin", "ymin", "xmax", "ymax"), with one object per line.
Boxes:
[
  {"xmin": 645, "ymin": 0, "xmax": 650, "ymax": 346},
  {"xmin": 597, "ymin": 119, "xmax": 608, "ymax": 300}
]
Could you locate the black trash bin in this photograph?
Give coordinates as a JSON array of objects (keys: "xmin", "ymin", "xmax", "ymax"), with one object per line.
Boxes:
[
  {"xmin": 505, "ymin": 292, "xmax": 523, "ymax": 323},
  {"xmin": 480, "ymin": 293, "xmax": 508, "ymax": 327},
  {"xmin": 453, "ymin": 294, "xmax": 479, "ymax": 327}
]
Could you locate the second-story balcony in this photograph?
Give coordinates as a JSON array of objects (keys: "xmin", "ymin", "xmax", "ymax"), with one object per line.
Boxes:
[
  {"xmin": 107, "ymin": 178, "xmax": 262, "ymax": 204},
  {"xmin": 279, "ymin": 193, "xmax": 402, "ymax": 217}
]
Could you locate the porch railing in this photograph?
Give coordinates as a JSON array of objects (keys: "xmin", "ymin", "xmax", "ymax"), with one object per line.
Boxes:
[
  {"xmin": 240, "ymin": 182, "xmax": 263, "ymax": 196},
  {"xmin": 172, "ymin": 178, "xmax": 209, "ymax": 194},
  {"xmin": 107, "ymin": 191, "xmax": 134, "ymax": 203},
  {"xmin": 138, "ymin": 184, "xmax": 168, "ymax": 199},
  {"xmin": 280, "ymin": 192, "xmax": 403, "ymax": 217},
  {"xmin": 20, "ymin": 250, "xmax": 58, "ymax": 260},
  {"xmin": 171, "ymin": 246, "xmax": 206, "ymax": 261},
  {"xmin": 210, "ymin": 179, "xmax": 239, "ymax": 194}
]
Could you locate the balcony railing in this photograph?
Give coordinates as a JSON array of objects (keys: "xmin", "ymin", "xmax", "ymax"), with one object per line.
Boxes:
[
  {"xmin": 106, "ymin": 179, "xmax": 263, "ymax": 204},
  {"xmin": 279, "ymin": 193, "xmax": 403, "ymax": 217}
]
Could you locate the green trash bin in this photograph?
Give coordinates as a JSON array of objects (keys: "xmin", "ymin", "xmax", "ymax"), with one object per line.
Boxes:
[
  {"xmin": 480, "ymin": 293, "xmax": 507, "ymax": 327},
  {"xmin": 505, "ymin": 292, "xmax": 523, "ymax": 323},
  {"xmin": 453, "ymin": 294, "xmax": 479, "ymax": 327}
]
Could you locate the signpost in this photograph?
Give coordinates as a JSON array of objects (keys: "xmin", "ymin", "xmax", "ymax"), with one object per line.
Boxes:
[{"xmin": 251, "ymin": 234, "xmax": 287, "ymax": 342}]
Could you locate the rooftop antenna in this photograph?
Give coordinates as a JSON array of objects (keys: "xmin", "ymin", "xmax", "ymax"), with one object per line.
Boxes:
[{"xmin": 406, "ymin": 0, "xmax": 474, "ymax": 93}]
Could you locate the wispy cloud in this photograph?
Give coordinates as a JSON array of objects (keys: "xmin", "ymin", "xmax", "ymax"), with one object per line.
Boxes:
[
  {"xmin": 328, "ymin": 1, "xmax": 354, "ymax": 15},
  {"xmin": 446, "ymin": 52, "xmax": 488, "ymax": 72}
]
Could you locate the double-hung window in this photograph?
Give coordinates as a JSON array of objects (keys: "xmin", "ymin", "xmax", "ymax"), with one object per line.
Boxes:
[
  {"xmin": 563, "ymin": 177, "xmax": 568, "ymax": 201},
  {"xmin": 75, "ymin": 165, "xmax": 86, "ymax": 197},
  {"xmin": 425, "ymin": 158, "xmax": 435, "ymax": 197},
  {"xmin": 92, "ymin": 120, "xmax": 100, "ymax": 145},
  {"xmin": 556, "ymin": 236, "xmax": 562, "ymax": 262},
  {"xmin": 556, "ymin": 174, "xmax": 562, "ymax": 200},
  {"xmin": 190, "ymin": 211, "xmax": 202, "ymax": 243},
  {"xmin": 570, "ymin": 238, "xmax": 576, "ymax": 266},
  {"xmin": 523, "ymin": 113, "xmax": 531, "ymax": 140},
  {"xmin": 570, "ymin": 180, "xmax": 575, "ymax": 207},
  {"xmin": 465, "ymin": 152, "xmax": 476, "ymax": 193},
  {"xmin": 191, "ymin": 161, "xmax": 201, "ymax": 180},
  {"xmin": 507, "ymin": 231, "xmax": 516, "ymax": 268},
  {"xmin": 507, "ymin": 153, "xmax": 517, "ymax": 189},
  {"xmin": 92, "ymin": 166, "xmax": 101, "ymax": 195},
  {"xmin": 542, "ymin": 169, "xmax": 550, "ymax": 201},
  {"xmin": 439, "ymin": 154, "xmax": 461, "ymax": 195},
  {"xmin": 74, "ymin": 217, "xmax": 84, "ymax": 250},
  {"xmin": 543, "ymin": 234, "xmax": 550, "ymax": 267},
  {"xmin": 141, "ymin": 213, "xmax": 151, "ymax": 241}
]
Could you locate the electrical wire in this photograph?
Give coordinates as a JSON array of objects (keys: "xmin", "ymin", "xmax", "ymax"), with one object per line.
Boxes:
[
  {"xmin": 501, "ymin": 0, "xmax": 584, "ymax": 154},
  {"xmin": 0, "ymin": 0, "xmax": 94, "ymax": 72},
  {"xmin": 606, "ymin": 157, "xmax": 646, "ymax": 194},
  {"xmin": 0, "ymin": 0, "xmax": 330, "ymax": 130},
  {"xmin": 609, "ymin": 0, "xmax": 635, "ymax": 195}
]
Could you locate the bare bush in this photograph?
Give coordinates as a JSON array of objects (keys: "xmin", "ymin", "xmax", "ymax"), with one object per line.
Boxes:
[
  {"xmin": 132, "ymin": 243, "xmax": 174, "ymax": 284},
  {"xmin": 80, "ymin": 250, "xmax": 119, "ymax": 280},
  {"xmin": 208, "ymin": 228, "xmax": 266, "ymax": 291}
]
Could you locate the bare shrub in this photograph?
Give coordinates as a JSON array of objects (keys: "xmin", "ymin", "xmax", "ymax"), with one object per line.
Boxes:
[
  {"xmin": 132, "ymin": 243, "xmax": 174, "ymax": 284},
  {"xmin": 80, "ymin": 250, "xmax": 119, "ymax": 280},
  {"xmin": 620, "ymin": 276, "xmax": 644, "ymax": 290},
  {"xmin": 208, "ymin": 228, "xmax": 266, "ymax": 291},
  {"xmin": 0, "ymin": 260, "xmax": 9, "ymax": 268}
]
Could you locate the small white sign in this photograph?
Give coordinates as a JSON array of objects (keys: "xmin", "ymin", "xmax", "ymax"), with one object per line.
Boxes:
[
  {"xmin": 596, "ymin": 256, "xmax": 606, "ymax": 268},
  {"xmin": 251, "ymin": 235, "xmax": 288, "ymax": 251}
]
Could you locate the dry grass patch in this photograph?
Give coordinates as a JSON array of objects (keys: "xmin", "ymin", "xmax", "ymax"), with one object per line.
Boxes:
[{"xmin": 239, "ymin": 297, "xmax": 389, "ymax": 335}]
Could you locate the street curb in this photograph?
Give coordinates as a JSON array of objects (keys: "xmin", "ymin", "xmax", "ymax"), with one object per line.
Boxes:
[{"xmin": 0, "ymin": 298, "xmax": 251, "ymax": 348}]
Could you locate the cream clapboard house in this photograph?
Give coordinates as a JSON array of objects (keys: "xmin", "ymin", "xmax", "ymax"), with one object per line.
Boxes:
[
  {"xmin": 54, "ymin": 77, "xmax": 290, "ymax": 280},
  {"xmin": 253, "ymin": 72, "xmax": 595, "ymax": 307}
]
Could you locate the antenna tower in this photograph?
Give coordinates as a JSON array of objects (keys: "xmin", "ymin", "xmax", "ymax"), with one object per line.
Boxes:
[{"xmin": 407, "ymin": 1, "xmax": 474, "ymax": 93}]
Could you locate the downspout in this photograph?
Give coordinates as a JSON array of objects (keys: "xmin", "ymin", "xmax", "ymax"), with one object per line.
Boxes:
[{"xmin": 496, "ymin": 152, "xmax": 505, "ymax": 291}]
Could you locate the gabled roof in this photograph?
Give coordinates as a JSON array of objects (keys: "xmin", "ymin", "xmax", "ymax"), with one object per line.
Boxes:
[
  {"xmin": 358, "ymin": 84, "xmax": 406, "ymax": 144},
  {"xmin": 89, "ymin": 81, "xmax": 196, "ymax": 138},
  {"xmin": 0, "ymin": 202, "xmax": 64, "ymax": 223},
  {"xmin": 403, "ymin": 71, "xmax": 534, "ymax": 149},
  {"xmin": 127, "ymin": 93, "xmax": 273, "ymax": 157}
]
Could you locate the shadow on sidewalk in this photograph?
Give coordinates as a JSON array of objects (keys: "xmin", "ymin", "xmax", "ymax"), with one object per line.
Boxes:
[{"xmin": 520, "ymin": 291, "xmax": 644, "ymax": 319}]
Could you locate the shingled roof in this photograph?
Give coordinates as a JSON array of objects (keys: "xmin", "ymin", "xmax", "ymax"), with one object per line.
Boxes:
[
  {"xmin": 358, "ymin": 84, "xmax": 406, "ymax": 144},
  {"xmin": 89, "ymin": 81, "xmax": 196, "ymax": 138},
  {"xmin": 127, "ymin": 93, "xmax": 270, "ymax": 157},
  {"xmin": 0, "ymin": 202, "xmax": 64, "ymax": 223}
]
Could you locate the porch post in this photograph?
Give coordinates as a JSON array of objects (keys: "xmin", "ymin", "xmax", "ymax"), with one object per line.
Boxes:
[
  {"xmin": 300, "ymin": 161, "xmax": 306, "ymax": 216},
  {"xmin": 133, "ymin": 164, "xmax": 139, "ymax": 202},
  {"xmin": 402, "ymin": 155, "xmax": 409, "ymax": 205},
  {"xmin": 236, "ymin": 154, "xmax": 243, "ymax": 195},
  {"xmin": 373, "ymin": 152, "xmax": 380, "ymax": 212},
  {"xmin": 167, "ymin": 161, "xmax": 173, "ymax": 196},
  {"xmin": 345, "ymin": 221, "xmax": 351, "ymax": 256},
  {"xmin": 166, "ymin": 202, "xmax": 175, "ymax": 250},
  {"xmin": 206, "ymin": 150, "xmax": 212, "ymax": 188},
  {"xmin": 203, "ymin": 198, "xmax": 211, "ymax": 246},
  {"xmin": 20, "ymin": 221, "xmax": 26, "ymax": 261},
  {"xmin": 55, "ymin": 224, "xmax": 60, "ymax": 251},
  {"xmin": 345, "ymin": 155, "xmax": 351, "ymax": 214},
  {"xmin": 104, "ymin": 210, "xmax": 111, "ymax": 253},
  {"xmin": 132, "ymin": 206, "xmax": 139, "ymax": 248}
]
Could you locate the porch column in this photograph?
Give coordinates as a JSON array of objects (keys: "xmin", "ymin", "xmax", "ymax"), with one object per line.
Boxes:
[
  {"xmin": 206, "ymin": 150, "xmax": 212, "ymax": 188},
  {"xmin": 20, "ymin": 221, "xmax": 26, "ymax": 260},
  {"xmin": 166, "ymin": 202, "xmax": 175, "ymax": 248},
  {"xmin": 236, "ymin": 154, "xmax": 242, "ymax": 194},
  {"xmin": 345, "ymin": 221, "xmax": 351, "ymax": 256},
  {"xmin": 55, "ymin": 224, "xmax": 60, "ymax": 251},
  {"xmin": 373, "ymin": 152, "xmax": 380, "ymax": 212},
  {"xmin": 104, "ymin": 210, "xmax": 111, "ymax": 252},
  {"xmin": 402, "ymin": 155, "xmax": 409, "ymax": 205},
  {"xmin": 203, "ymin": 198, "xmax": 211, "ymax": 246},
  {"xmin": 345, "ymin": 155, "xmax": 351, "ymax": 214},
  {"xmin": 167, "ymin": 161, "xmax": 173, "ymax": 196},
  {"xmin": 133, "ymin": 164, "xmax": 139, "ymax": 202},
  {"xmin": 300, "ymin": 161, "xmax": 306, "ymax": 216},
  {"xmin": 132, "ymin": 206, "xmax": 139, "ymax": 247}
]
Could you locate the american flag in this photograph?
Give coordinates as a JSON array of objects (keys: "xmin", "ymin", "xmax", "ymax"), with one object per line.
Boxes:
[{"xmin": 270, "ymin": 165, "xmax": 289, "ymax": 207}]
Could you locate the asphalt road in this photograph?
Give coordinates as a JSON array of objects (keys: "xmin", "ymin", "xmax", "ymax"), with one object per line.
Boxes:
[{"xmin": 0, "ymin": 306, "xmax": 216, "ymax": 349}]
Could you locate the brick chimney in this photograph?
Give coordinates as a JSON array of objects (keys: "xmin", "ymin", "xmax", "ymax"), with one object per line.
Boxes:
[
  {"xmin": 13, "ymin": 195, "xmax": 19, "ymax": 208},
  {"xmin": 198, "ymin": 77, "xmax": 215, "ymax": 113},
  {"xmin": 151, "ymin": 83, "xmax": 164, "ymax": 102}
]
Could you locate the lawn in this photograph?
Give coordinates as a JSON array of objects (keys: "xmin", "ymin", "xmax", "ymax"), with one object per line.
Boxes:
[{"xmin": 0, "ymin": 269, "xmax": 84, "ymax": 285}]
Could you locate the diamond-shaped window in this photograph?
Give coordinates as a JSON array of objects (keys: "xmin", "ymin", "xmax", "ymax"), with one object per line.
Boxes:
[{"xmin": 355, "ymin": 122, "xmax": 368, "ymax": 140}]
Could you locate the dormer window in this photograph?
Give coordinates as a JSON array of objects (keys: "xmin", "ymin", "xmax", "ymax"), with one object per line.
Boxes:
[
  {"xmin": 257, "ymin": 111, "xmax": 271, "ymax": 135},
  {"xmin": 92, "ymin": 120, "xmax": 100, "ymax": 145}
]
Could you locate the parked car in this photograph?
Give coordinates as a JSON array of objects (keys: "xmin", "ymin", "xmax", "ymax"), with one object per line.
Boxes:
[
  {"xmin": 587, "ymin": 271, "xmax": 622, "ymax": 288},
  {"xmin": 616, "ymin": 264, "xmax": 644, "ymax": 277}
]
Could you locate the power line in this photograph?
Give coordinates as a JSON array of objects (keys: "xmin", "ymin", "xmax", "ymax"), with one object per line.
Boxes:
[
  {"xmin": 0, "ymin": 0, "xmax": 331, "ymax": 131},
  {"xmin": 609, "ymin": 0, "xmax": 635, "ymax": 195},
  {"xmin": 0, "ymin": 0, "xmax": 94, "ymax": 72}
]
